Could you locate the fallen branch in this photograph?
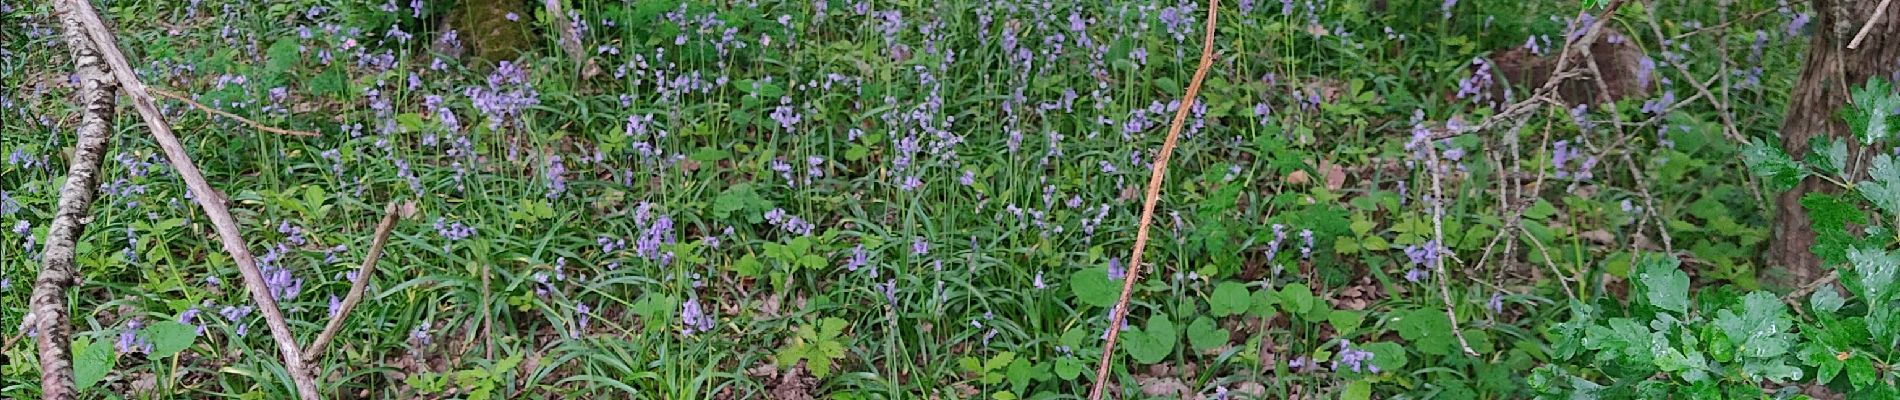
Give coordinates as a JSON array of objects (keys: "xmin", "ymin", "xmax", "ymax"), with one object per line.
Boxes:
[
  {"xmin": 1087, "ymin": 0, "xmax": 1217, "ymax": 398},
  {"xmin": 147, "ymin": 87, "xmax": 320, "ymax": 137},
  {"xmin": 59, "ymin": 0, "xmax": 321, "ymax": 398},
  {"xmin": 303, "ymin": 200, "xmax": 407, "ymax": 364},
  {"xmin": 33, "ymin": 4, "xmax": 118, "ymax": 397}
]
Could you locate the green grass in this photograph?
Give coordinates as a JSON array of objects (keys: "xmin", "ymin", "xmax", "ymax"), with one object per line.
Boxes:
[{"xmin": 0, "ymin": 0, "xmax": 1816, "ymax": 398}]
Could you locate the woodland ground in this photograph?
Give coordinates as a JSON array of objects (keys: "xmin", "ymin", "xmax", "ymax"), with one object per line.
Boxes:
[{"xmin": 0, "ymin": 0, "xmax": 1860, "ymax": 399}]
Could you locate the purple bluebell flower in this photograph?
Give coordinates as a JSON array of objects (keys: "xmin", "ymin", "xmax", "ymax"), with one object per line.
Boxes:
[
  {"xmin": 1331, "ymin": 341, "xmax": 1378, "ymax": 373},
  {"xmin": 1107, "ymin": 257, "xmax": 1126, "ymax": 280},
  {"xmin": 681, "ymin": 297, "xmax": 714, "ymax": 335},
  {"xmin": 412, "ymin": 321, "xmax": 432, "ymax": 345},
  {"xmin": 1299, "ymin": 229, "xmax": 1315, "ymax": 259},
  {"xmin": 845, "ymin": 244, "xmax": 869, "ymax": 271}
]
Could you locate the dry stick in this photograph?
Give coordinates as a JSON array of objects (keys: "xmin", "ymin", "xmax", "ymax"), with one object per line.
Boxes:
[
  {"xmin": 60, "ymin": 1, "xmax": 321, "ymax": 398},
  {"xmin": 147, "ymin": 87, "xmax": 320, "ymax": 137},
  {"xmin": 544, "ymin": 0, "xmax": 586, "ymax": 66},
  {"xmin": 33, "ymin": 4, "xmax": 117, "ymax": 397},
  {"xmin": 303, "ymin": 201, "xmax": 404, "ymax": 364},
  {"xmin": 1425, "ymin": 145, "xmax": 1481, "ymax": 357},
  {"xmin": 1086, "ymin": 0, "xmax": 1216, "ymax": 398},
  {"xmin": 1850, "ymin": 0, "xmax": 1896, "ymax": 49}
]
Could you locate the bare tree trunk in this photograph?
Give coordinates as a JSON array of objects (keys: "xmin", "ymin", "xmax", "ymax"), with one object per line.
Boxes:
[
  {"xmin": 1772, "ymin": 0, "xmax": 1900, "ymax": 285},
  {"xmin": 32, "ymin": 2, "xmax": 118, "ymax": 398}
]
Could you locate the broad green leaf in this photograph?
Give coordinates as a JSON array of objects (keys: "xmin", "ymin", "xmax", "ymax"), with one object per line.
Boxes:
[
  {"xmin": 1712, "ymin": 292, "xmax": 1794, "ymax": 359},
  {"xmin": 1361, "ymin": 342, "xmax": 1409, "ymax": 372},
  {"xmin": 74, "ymin": 337, "xmax": 115, "ymax": 390},
  {"xmin": 1069, "ymin": 268, "xmax": 1120, "ymax": 308},
  {"xmin": 1741, "ymin": 138, "xmax": 1809, "ymax": 189},
  {"xmin": 1278, "ymin": 283, "xmax": 1315, "ymax": 316},
  {"xmin": 1811, "ymin": 287, "xmax": 1846, "ymax": 314},
  {"xmin": 1342, "ymin": 380, "xmax": 1372, "ymax": 400},
  {"xmin": 1186, "ymin": 317, "xmax": 1229, "ymax": 352},
  {"xmin": 1847, "ymin": 354, "xmax": 1878, "ymax": 388},
  {"xmin": 1328, "ymin": 310, "xmax": 1366, "ymax": 334},
  {"xmin": 143, "ymin": 321, "xmax": 197, "ymax": 358},
  {"xmin": 817, "ymin": 317, "xmax": 848, "ymax": 340},
  {"xmin": 1848, "ymin": 78, "xmax": 1900, "ymax": 144},
  {"xmin": 1123, "ymin": 317, "xmax": 1177, "ymax": 364},
  {"xmin": 1053, "ymin": 357, "xmax": 1085, "ymax": 380},
  {"xmin": 1637, "ymin": 255, "xmax": 1690, "ymax": 314},
  {"xmin": 1395, "ymin": 308, "xmax": 1457, "ymax": 356},
  {"xmin": 1810, "ymin": 136, "xmax": 1849, "ymax": 175},
  {"xmin": 1207, "ymin": 282, "xmax": 1251, "ymax": 317},
  {"xmin": 1849, "ymin": 247, "xmax": 1899, "ymax": 305},
  {"xmin": 1859, "ymin": 154, "xmax": 1900, "ymax": 215}
]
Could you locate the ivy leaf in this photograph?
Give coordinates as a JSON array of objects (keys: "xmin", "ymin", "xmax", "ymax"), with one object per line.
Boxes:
[
  {"xmin": 1861, "ymin": 154, "xmax": 1900, "ymax": 216},
  {"xmin": 143, "ymin": 321, "xmax": 198, "ymax": 359},
  {"xmin": 1186, "ymin": 317, "xmax": 1230, "ymax": 352},
  {"xmin": 1207, "ymin": 282, "xmax": 1251, "ymax": 317},
  {"xmin": 1740, "ymin": 138, "xmax": 1809, "ymax": 189},
  {"xmin": 1637, "ymin": 255, "xmax": 1690, "ymax": 314}
]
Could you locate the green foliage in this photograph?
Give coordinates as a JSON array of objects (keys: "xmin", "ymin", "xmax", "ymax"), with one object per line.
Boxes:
[
  {"xmin": 406, "ymin": 354, "xmax": 523, "ymax": 400},
  {"xmin": 776, "ymin": 317, "xmax": 849, "ymax": 378}
]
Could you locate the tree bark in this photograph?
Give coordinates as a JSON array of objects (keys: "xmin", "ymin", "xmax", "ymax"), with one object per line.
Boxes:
[
  {"xmin": 1773, "ymin": 0, "xmax": 1900, "ymax": 285},
  {"xmin": 33, "ymin": 2, "xmax": 118, "ymax": 398}
]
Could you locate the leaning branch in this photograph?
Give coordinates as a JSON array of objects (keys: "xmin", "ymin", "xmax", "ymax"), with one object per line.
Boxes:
[
  {"xmin": 34, "ymin": 3, "xmax": 119, "ymax": 397},
  {"xmin": 303, "ymin": 200, "xmax": 406, "ymax": 364},
  {"xmin": 58, "ymin": 0, "xmax": 321, "ymax": 398},
  {"xmin": 147, "ymin": 87, "xmax": 320, "ymax": 137},
  {"xmin": 1087, "ymin": 0, "xmax": 1217, "ymax": 398}
]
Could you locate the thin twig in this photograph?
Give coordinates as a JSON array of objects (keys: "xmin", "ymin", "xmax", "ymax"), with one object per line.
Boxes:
[
  {"xmin": 60, "ymin": 1, "xmax": 321, "ymax": 398},
  {"xmin": 147, "ymin": 87, "xmax": 320, "ymax": 137},
  {"xmin": 1784, "ymin": 270, "xmax": 1841, "ymax": 302},
  {"xmin": 304, "ymin": 200, "xmax": 406, "ymax": 364},
  {"xmin": 1850, "ymin": 0, "xmax": 1895, "ymax": 49},
  {"xmin": 1087, "ymin": 0, "xmax": 1216, "ymax": 398},
  {"xmin": 33, "ymin": 4, "xmax": 117, "ymax": 396},
  {"xmin": 1425, "ymin": 143, "xmax": 1481, "ymax": 357}
]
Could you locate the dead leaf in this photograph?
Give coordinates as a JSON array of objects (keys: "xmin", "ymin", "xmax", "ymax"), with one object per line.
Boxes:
[
  {"xmin": 1580, "ymin": 230, "xmax": 1615, "ymax": 245},
  {"xmin": 1139, "ymin": 376, "xmax": 1192, "ymax": 398},
  {"xmin": 1304, "ymin": 23, "xmax": 1330, "ymax": 37},
  {"xmin": 1284, "ymin": 169, "xmax": 1312, "ymax": 185},
  {"xmin": 1319, "ymin": 160, "xmax": 1346, "ymax": 190}
]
